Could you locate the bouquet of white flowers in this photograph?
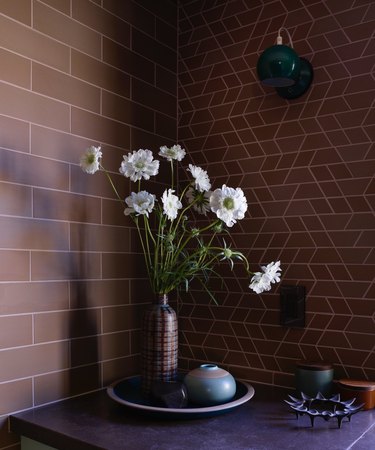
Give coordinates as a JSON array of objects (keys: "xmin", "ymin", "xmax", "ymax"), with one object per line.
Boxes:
[{"xmin": 80, "ymin": 144, "xmax": 281, "ymax": 300}]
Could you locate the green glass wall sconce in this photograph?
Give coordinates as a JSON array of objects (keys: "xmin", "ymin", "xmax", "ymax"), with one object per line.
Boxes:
[{"xmin": 256, "ymin": 27, "xmax": 313, "ymax": 100}]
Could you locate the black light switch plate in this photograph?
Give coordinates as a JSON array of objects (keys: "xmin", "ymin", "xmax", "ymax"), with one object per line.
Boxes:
[{"xmin": 280, "ymin": 285, "xmax": 305, "ymax": 327}]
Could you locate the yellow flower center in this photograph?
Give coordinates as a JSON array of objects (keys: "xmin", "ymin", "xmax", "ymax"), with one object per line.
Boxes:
[{"xmin": 223, "ymin": 197, "xmax": 234, "ymax": 210}]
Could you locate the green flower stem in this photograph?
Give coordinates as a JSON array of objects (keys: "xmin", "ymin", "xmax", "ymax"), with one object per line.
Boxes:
[
  {"xmin": 100, "ymin": 165, "xmax": 123, "ymax": 204},
  {"xmin": 153, "ymin": 209, "xmax": 163, "ymax": 291},
  {"xmin": 171, "ymin": 219, "xmax": 221, "ymax": 268},
  {"xmin": 134, "ymin": 218, "xmax": 152, "ymax": 281},
  {"xmin": 169, "ymin": 182, "xmax": 193, "ymax": 235},
  {"xmin": 142, "ymin": 215, "xmax": 153, "ymax": 271}
]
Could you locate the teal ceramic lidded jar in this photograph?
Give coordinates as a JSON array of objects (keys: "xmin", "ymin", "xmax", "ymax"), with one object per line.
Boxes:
[
  {"xmin": 183, "ymin": 364, "xmax": 236, "ymax": 406},
  {"xmin": 295, "ymin": 360, "xmax": 334, "ymax": 397}
]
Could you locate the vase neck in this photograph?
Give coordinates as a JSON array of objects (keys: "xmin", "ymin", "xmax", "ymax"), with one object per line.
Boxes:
[{"xmin": 155, "ymin": 294, "xmax": 168, "ymax": 305}]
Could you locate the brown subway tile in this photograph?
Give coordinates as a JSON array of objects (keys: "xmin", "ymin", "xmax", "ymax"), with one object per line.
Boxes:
[
  {"xmin": 0, "ymin": 342, "xmax": 69, "ymax": 382},
  {"xmin": 100, "ymin": 331, "xmax": 131, "ymax": 361},
  {"xmin": 33, "ymin": 1, "xmax": 101, "ymax": 58},
  {"xmin": 139, "ymin": 0, "xmax": 177, "ymax": 25},
  {"xmin": 129, "ymin": 279, "xmax": 154, "ymax": 304},
  {"xmin": 33, "ymin": 188, "xmax": 101, "ymax": 223},
  {"xmin": 0, "ymin": 281, "xmax": 69, "ymax": 314},
  {"xmin": 101, "ymin": 198, "xmax": 133, "ymax": 227},
  {"xmin": 0, "ymin": 250, "xmax": 29, "ymax": 281},
  {"xmin": 0, "ymin": 216, "xmax": 69, "ymax": 250},
  {"xmin": 103, "ymin": 37, "xmax": 155, "ymax": 84},
  {"xmin": 71, "ymin": 50, "xmax": 131, "ymax": 98},
  {"xmin": 102, "ymin": 304, "xmax": 144, "ymax": 333},
  {"xmin": 70, "ymin": 336, "xmax": 100, "ymax": 367},
  {"xmin": 71, "ymin": 331, "xmax": 131, "ymax": 367},
  {"xmin": 0, "ymin": 15, "xmax": 69, "ymax": 71},
  {"xmin": 0, "ymin": 315, "xmax": 32, "ymax": 349},
  {"xmin": 0, "ymin": 48, "xmax": 30, "ymax": 89},
  {"xmin": 0, "ymin": 379, "xmax": 32, "ymax": 416},
  {"xmin": 72, "ymin": 0, "xmax": 130, "ymax": 48},
  {"xmin": 31, "ymin": 124, "xmax": 94, "ymax": 164},
  {"xmin": 156, "ymin": 17, "xmax": 177, "ymax": 51},
  {"xmin": 155, "ymin": 112, "xmax": 177, "ymax": 140},
  {"xmin": 131, "ymin": 127, "xmax": 172, "ymax": 152},
  {"xmin": 70, "ymin": 280, "xmax": 129, "ymax": 309},
  {"xmin": 102, "ymin": 355, "xmax": 139, "ymax": 386},
  {"xmin": 34, "ymin": 309, "xmax": 101, "ymax": 343},
  {"xmin": 32, "ymin": 63, "xmax": 100, "ymax": 113},
  {"xmin": 34, "ymin": 364, "xmax": 101, "ymax": 405},
  {"xmin": 70, "ymin": 223, "xmax": 130, "ymax": 252},
  {"xmin": 0, "ymin": 148, "xmax": 69, "ymax": 190},
  {"xmin": 0, "ymin": 0, "xmax": 31, "ymax": 25},
  {"xmin": 70, "ymin": 164, "xmax": 128, "ymax": 199},
  {"xmin": 0, "ymin": 114, "xmax": 29, "ymax": 153},
  {"xmin": 133, "ymin": 28, "xmax": 177, "ymax": 72},
  {"xmin": 132, "ymin": 78, "xmax": 177, "ymax": 118},
  {"xmin": 31, "ymin": 251, "xmax": 101, "ymax": 281},
  {"xmin": 101, "ymin": 91, "xmax": 154, "ymax": 130},
  {"xmin": 102, "ymin": 253, "xmax": 147, "ymax": 279},
  {"xmin": 102, "ymin": 0, "xmax": 155, "ymax": 35},
  {"xmin": 0, "ymin": 82, "xmax": 70, "ymax": 131},
  {"xmin": 0, "ymin": 182, "xmax": 31, "ymax": 217},
  {"xmin": 71, "ymin": 108, "xmax": 130, "ymax": 149},
  {"xmin": 38, "ymin": 0, "xmax": 71, "ymax": 15}
]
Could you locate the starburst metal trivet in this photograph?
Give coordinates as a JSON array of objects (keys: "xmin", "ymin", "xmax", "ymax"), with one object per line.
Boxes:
[{"xmin": 285, "ymin": 392, "xmax": 364, "ymax": 428}]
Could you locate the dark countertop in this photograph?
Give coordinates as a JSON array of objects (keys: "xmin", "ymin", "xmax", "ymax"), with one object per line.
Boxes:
[{"xmin": 10, "ymin": 382, "xmax": 375, "ymax": 450}]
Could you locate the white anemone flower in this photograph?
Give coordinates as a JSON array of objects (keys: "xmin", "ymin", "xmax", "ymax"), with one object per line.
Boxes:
[
  {"xmin": 249, "ymin": 260, "xmax": 282, "ymax": 294},
  {"xmin": 186, "ymin": 186, "xmax": 211, "ymax": 215},
  {"xmin": 159, "ymin": 144, "xmax": 186, "ymax": 162},
  {"xmin": 210, "ymin": 184, "xmax": 248, "ymax": 227},
  {"xmin": 162, "ymin": 188, "xmax": 182, "ymax": 221},
  {"xmin": 188, "ymin": 164, "xmax": 211, "ymax": 192},
  {"xmin": 249, "ymin": 272, "xmax": 272, "ymax": 294},
  {"xmin": 80, "ymin": 145, "xmax": 102, "ymax": 174},
  {"xmin": 261, "ymin": 261, "xmax": 282, "ymax": 284},
  {"xmin": 124, "ymin": 191, "xmax": 155, "ymax": 217},
  {"xmin": 119, "ymin": 149, "xmax": 159, "ymax": 182}
]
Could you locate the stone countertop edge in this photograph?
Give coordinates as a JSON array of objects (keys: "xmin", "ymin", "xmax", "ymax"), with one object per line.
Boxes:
[{"xmin": 9, "ymin": 414, "xmax": 104, "ymax": 450}]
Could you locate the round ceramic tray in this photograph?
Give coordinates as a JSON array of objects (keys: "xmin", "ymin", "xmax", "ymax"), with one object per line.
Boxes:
[{"xmin": 107, "ymin": 375, "xmax": 255, "ymax": 419}]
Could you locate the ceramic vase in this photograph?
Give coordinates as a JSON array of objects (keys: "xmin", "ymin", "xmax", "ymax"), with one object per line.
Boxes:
[
  {"xmin": 141, "ymin": 294, "xmax": 178, "ymax": 396},
  {"xmin": 184, "ymin": 364, "xmax": 236, "ymax": 406}
]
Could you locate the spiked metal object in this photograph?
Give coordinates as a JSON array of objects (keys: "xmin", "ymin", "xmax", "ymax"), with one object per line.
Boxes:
[{"xmin": 285, "ymin": 392, "xmax": 364, "ymax": 428}]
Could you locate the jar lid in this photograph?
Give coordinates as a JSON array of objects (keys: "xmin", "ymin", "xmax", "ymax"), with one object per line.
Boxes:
[
  {"xmin": 338, "ymin": 379, "xmax": 375, "ymax": 391},
  {"xmin": 296, "ymin": 360, "xmax": 333, "ymax": 371}
]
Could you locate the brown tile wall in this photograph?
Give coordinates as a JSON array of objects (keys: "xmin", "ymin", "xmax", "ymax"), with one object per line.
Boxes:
[
  {"xmin": 0, "ymin": 0, "xmax": 373, "ymax": 446},
  {"xmin": 178, "ymin": 0, "xmax": 375, "ymax": 388},
  {"xmin": 0, "ymin": 0, "xmax": 177, "ymax": 448}
]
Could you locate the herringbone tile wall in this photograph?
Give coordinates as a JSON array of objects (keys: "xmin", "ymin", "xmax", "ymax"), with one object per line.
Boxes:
[{"xmin": 177, "ymin": 0, "xmax": 375, "ymax": 387}]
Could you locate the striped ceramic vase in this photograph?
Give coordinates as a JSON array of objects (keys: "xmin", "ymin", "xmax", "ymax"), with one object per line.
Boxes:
[{"xmin": 141, "ymin": 294, "xmax": 178, "ymax": 396}]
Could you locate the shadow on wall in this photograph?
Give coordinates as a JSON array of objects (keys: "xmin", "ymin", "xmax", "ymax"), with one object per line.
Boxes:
[
  {"xmin": 68, "ymin": 214, "xmax": 101, "ymax": 396},
  {"xmin": 0, "ymin": 147, "xmax": 101, "ymax": 398}
]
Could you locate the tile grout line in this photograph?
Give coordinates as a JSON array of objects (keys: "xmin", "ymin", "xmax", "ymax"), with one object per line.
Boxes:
[{"xmin": 345, "ymin": 420, "xmax": 375, "ymax": 450}]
